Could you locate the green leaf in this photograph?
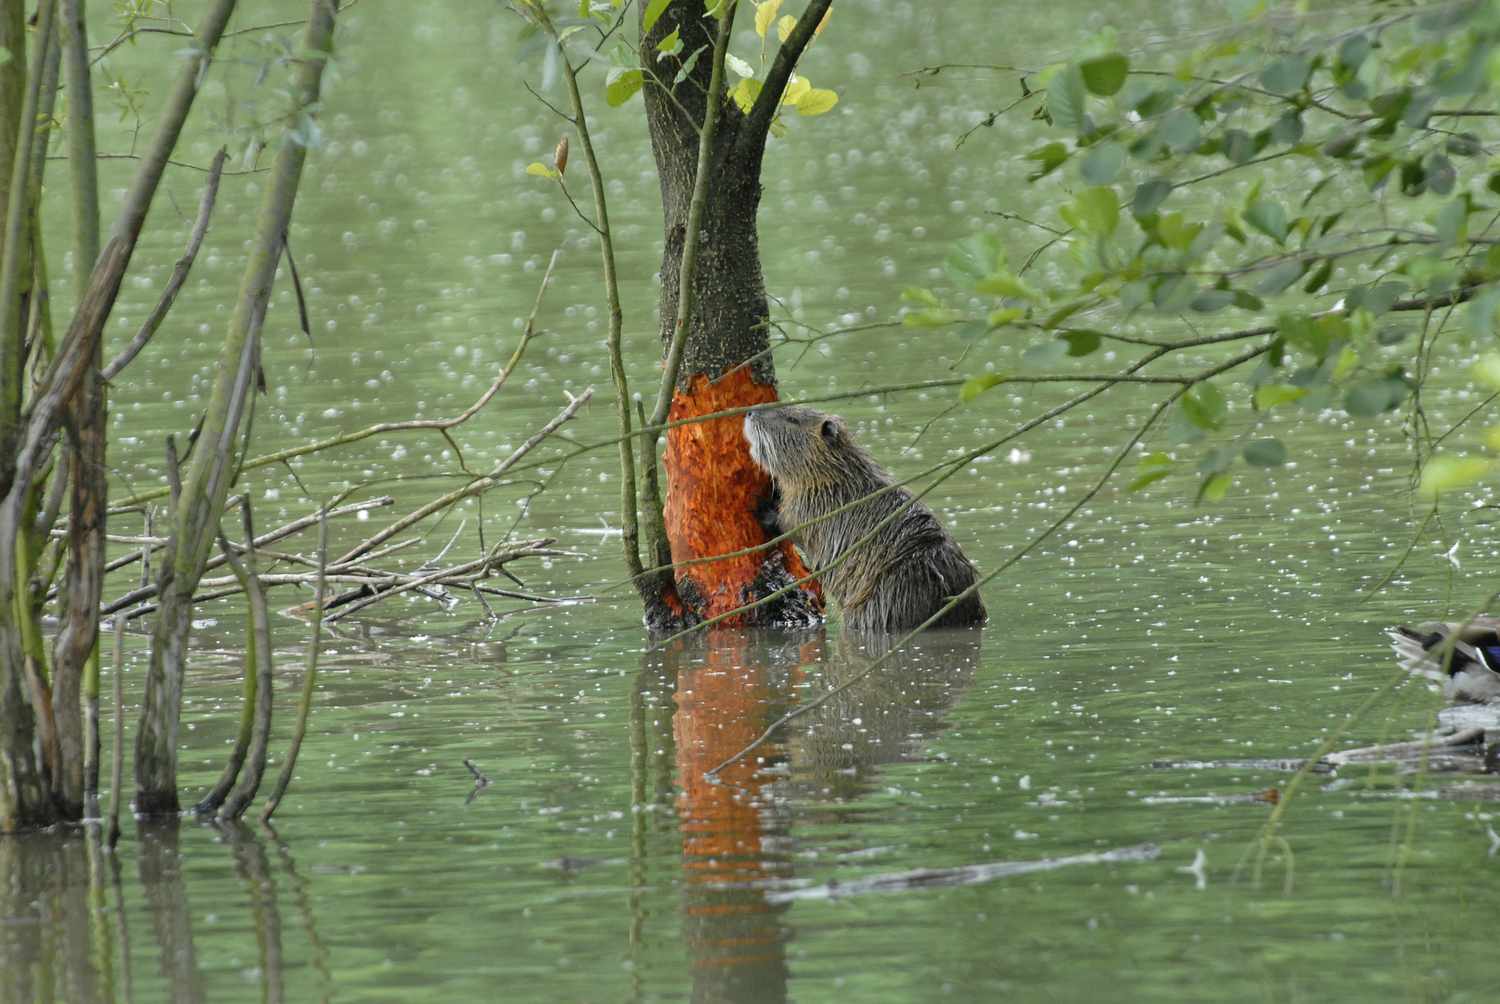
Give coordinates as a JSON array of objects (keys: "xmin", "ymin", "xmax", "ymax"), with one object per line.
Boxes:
[
  {"xmin": 1128, "ymin": 452, "xmax": 1174, "ymax": 491},
  {"xmin": 1344, "ymin": 376, "xmax": 1409, "ymax": 417},
  {"xmin": 656, "ymin": 26, "xmax": 682, "ymax": 56},
  {"xmin": 673, "ymin": 46, "xmax": 704, "ymax": 85},
  {"xmin": 1435, "ymin": 197, "xmax": 1469, "ymax": 247},
  {"xmin": 1041, "ymin": 300, "xmax": 1090, "ymax": 329},
  {"xmin": 1189, "ymin": 289, "xmax": 1235, "ymax": 313},
  {"xmin": 1047, "ymin": 65, "xmax": 1088, "ymax": 133},
  {"xmin": 1260, "ymin": 55, "xmax": 1311, "ymax": 93},
  {"xmin": 1079, "ymin": 53, "xmax": 1129, "ymax": 96},
  {"xmin": 1222, "ymin": 128, "xmax": 1255, "ymax": 164},
  {"xmin": 643, "ymin": 0, "xmax": 672, "ymax": 32},
  {"xmin": 974, "ymin": 271, "xmax": 1041, "ymax": 300},
  {"xmin": 988, "ymin": 307, "xmax": 1026, "ymax": 328},
  {"xmin": 1244, "ymin": 199, "xmax": 1288, "ymax": 243},
  {"xmin": 1197, "ymin": 471, "xmax": 1233, "ymax": 503},
  {"xmin": 1242, "ymin": 438, "xmax": 1288, "ymax": 467},
  {"xmin": 1253, "ymin": 384, "xmax": 1307, "ymax": 410},
  {"xmin": 1270, "ymin": 110, "xmax": 1304, "ymax": 146},
  {"xmin": 1302, "ymin": 259, "xmax": 1333, "ymax": 294},
  {"xmin": 1061, "ymin": 330, "xmax": 1101, "ymax": 356},
  {"xmin": 525, "ymin": 162, "xmax": 558, "ymax": 179},
  {"xmin": 944, "ymin": 234, "xmax": 1006, "ymax": 286},
  {"xmin": 1131, "ymin": 178, "xmax": 1172, "ymax": 218},
  {"xmin": 960, "ymin": 373, "xmax": 1006, "ymax": 402},
  {"xmin": 1418, "ymin": 456, "xmax": 1493, "ymax": 498},
  {"xmin": 1127, "ymin": 468, "xmax": 1173, "ymax": 492},
  {"xmin": 1181, "ymin": 383, "xmax": 1228, "ymax": 430},
  {"xmin": 1080, "ymin": 142, "xmax": 1125, "ymax": 185},
  {"xmin": 1278, "ymin": 313, "xmax": 1329, "ymax": 358},
  {"xmin": 1198, "ymin": 446, "xmax": 1238, "ymax": 475},
  {"xmin": 901, "ymin": 287, "xmax": 941, "ymax": 307},
  {"xmin": 1024, "ymin": 141, "xmax": 1071, "ymax": 180},
  {"xmin": 1257, "ymin": 260, "xmax": 1307, "ymax": 294},
  {"xmin": 605, "ymin": 67, "xmax": 644, "ymax": 106},
  {"xmin": 1062, "ymin": 186, "xmax": 1119, "ymax": 236},
  {"xmin": 730, "ymin": 76, "xmax": 763, "ymax": 112},
  {"xmin": 1022, "ymin": 339, "xmax": 1070, "ymax": 368},
  {"xmin": 796, "ymin": 89, "xmax": 839, "ymax": 116},
  {"xmin": 1160, "ymin": 109, "xmax": 1202, "ymax": 152}
]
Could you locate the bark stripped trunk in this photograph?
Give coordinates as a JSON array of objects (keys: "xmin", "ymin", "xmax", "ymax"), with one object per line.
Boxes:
[{"xmin": 641, "ymin": 1, "xmax": 825, "ymax": 628}]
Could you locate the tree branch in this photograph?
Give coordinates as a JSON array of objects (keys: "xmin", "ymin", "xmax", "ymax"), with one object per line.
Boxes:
[{"xmin": 739, "ymin": 0, "xmax": 833, "ymax": 150}]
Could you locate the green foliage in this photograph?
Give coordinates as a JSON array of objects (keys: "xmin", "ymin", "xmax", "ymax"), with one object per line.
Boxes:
[{"xmin": 925, "ymin": 1, "xmax": 1500, "ymax": 501}]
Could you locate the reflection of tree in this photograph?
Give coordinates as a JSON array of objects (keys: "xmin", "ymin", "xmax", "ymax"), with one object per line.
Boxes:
[
  {"xmin": 633, "ymin": 628, "xmax": 981, "ymax": 1002},
  {"xmin": 221, "ymin": 822, "xmax": 285, "ymax": 1004},
  {"xmin": 267, "ymin": 825, "xmax": 335, "ymax": 1001},
  {"xmin": 0, "ymin": 818, "xmax": 328, "ymax": 1003},
  {"xmin": 137, "ymin": 821, "xmax": 207, "ymax": 1004},
  {"xmin": 789, "ymin": 630, "xmax": 982, "ymax": 803},
  {"xmin": 662, "ymin": 630, "xmax": 818, "ymax": 1004},
  {"xmin": 0, "ymin": 830, "xmax": 102, "ymax": 1004}
]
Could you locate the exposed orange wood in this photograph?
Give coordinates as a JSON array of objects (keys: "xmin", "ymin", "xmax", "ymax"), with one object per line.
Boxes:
[{"xmin": 664, "ymin": 369, "xmax": 820, "ymax": 623}]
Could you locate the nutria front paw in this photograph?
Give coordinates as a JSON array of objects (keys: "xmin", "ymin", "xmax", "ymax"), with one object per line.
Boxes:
[{"xmin": 754, "ymin": 483, "xmax": 783, "ymax": 536}]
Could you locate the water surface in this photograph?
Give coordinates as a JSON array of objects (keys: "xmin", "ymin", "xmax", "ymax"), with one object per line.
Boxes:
[{"xmin": 5, "ymin": 2, "xmax": 1499, "ymax": 1001}]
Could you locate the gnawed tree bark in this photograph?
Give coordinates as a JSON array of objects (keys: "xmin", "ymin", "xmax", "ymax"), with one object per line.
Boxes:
[
  {"xmin": 135, "ymin": 0, "xmax": 337, "ymax": 816},
  {"xmin": 639, "ymin": 1, "xmax": 831, "ymax": 629}
]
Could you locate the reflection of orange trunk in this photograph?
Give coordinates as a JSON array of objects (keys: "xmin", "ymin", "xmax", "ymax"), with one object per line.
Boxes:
[
  {"xmin": 664, "ymin": 370, "xmax": 820, "ymax": 624},
  {"xmin": 670, "ymin": 633, "xmax": 815, "ymax": 1000}
]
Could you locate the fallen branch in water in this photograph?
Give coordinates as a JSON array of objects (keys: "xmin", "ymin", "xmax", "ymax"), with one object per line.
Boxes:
[{"xmin": 765, "ymin": 843, "xmax": 1161, "ymax": 903}]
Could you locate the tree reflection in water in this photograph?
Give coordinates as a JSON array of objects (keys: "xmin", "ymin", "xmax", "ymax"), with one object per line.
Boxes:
[
  {"xmin": 640, "ymin": 627, "xmax": 980, "ymax": 1003},
  {"xmin": 0, "ymin": 817, "xmax": 325, "ymax": 1004}
]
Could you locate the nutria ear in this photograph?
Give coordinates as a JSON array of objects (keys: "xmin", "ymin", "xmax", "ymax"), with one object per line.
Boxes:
[{"xmin": 820, "ymin": 418, "xmax": 840, "ymax": 444}]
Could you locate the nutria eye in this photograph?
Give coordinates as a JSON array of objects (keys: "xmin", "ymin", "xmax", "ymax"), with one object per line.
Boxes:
[{"xmin": 820, "ymin": 419, "xmax": 838, "ymax": 443}]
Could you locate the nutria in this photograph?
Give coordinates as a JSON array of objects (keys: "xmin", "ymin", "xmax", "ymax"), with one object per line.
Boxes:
[{"xmin": 743, "ymin": 405, "xmax": 987, "ymax": 632}]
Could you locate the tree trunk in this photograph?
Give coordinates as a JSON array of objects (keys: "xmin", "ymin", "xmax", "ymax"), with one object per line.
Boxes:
[
  {"xmin": 135, "ymin": 0, "xmax": 336, "ymax": 816},
  {"xmin": 0, "ymin": 0, "xmax": 52, "ymax": 834},
  {"xmin": 641, "ymin": 2, "xmax": 820, "ymax": 627}
]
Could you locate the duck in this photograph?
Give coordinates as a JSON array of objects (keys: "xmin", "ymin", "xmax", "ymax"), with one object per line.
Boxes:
[{"xmin": 1389, "ymin": 618, "xmax": 1500, "ymax": 704}]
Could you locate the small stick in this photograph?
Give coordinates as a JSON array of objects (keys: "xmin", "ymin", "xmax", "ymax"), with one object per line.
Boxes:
[
  {"xmin": 332, "ymin": 388, "xmax": 593, "ymax": 567},
  {"xmin": 102, "ymin": 148, "xmax": 227, "ymax": 380},
  {"xmin": 262, "ymin": 507, "xmax": 328, "ymax": 823},
  {"xmin": 106, "ymin": 615, "xmax": 125, "ymax": 849},
  {"xmin": 99, "ymin": 496, "xmax": 394, "ymax": 613},
  {"xmin": 463, "ymin": 759, "xmax": 491, "ymax": 786}
]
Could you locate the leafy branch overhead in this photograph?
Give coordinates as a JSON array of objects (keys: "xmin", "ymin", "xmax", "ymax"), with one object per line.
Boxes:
[
  {"xmin": 909, "ymin": 3, "xmax": 1500, "ymax": 503},
  {"xmin": 529, "ymin": 0, "xmax": 837, "ymax": 122}
]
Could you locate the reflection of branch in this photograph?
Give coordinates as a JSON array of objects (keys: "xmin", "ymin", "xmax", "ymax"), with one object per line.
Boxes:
[{"xmin": 260, "ymin": 510, "xmax": 326, "ymax": 823}]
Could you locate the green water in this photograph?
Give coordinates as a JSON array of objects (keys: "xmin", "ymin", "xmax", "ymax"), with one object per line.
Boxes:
[{"xmin": 5, "ymin": 1, "xmax": 1500, "ymax": 1001}]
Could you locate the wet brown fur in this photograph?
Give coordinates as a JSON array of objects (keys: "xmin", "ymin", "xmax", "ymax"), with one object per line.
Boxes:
[{"xmin": 744, "ymin": 406, "xmax": 986, "ymax": 633}]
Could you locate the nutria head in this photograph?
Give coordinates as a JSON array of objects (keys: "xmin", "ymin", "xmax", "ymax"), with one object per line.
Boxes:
[{"xmin": 744, "ymin": 405, "xmax": 876, "ymax": 490}]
